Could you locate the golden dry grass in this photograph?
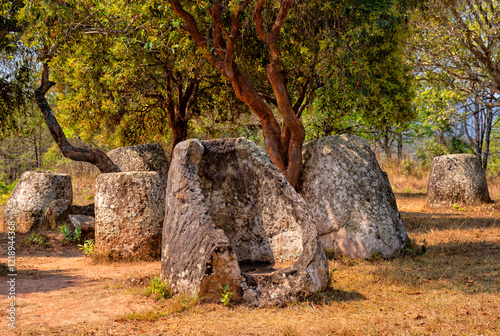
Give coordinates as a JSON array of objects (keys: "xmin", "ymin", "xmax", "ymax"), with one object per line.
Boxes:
[
  {"xmin": 382, "ymin": 162, "xmax": 429, "ymax": 194},
  {"xmin": 2, "ymin": 166, "xmax": 500, "ymax": 336}
]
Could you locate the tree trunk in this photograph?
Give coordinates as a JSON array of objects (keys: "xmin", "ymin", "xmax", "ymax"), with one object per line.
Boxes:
[
  {"xmin": 168, "ymin": 115, "xmax": 188, "ymax": 162},
  {"xmin": 35, "ymin": 61, "xmax": 119, "ymax": 174},
  {"xmin": 397, "ymin": 133, "xmax": 403, "ymax": 163},
  {"xmin": 379, "ymin": 136, "xmax": 393, "ymax": 162},
  {"xmin": 33, "ymin": 134, "xmax": 39, "ymax": 169},
  {"xmin": 437, "ymin": 130, "xmax": 445, "ymax": 146},
  {"xmin": 473, "ymin": 97, "xmax": 483, "ymax": 166},
  {"xmin": 482, "ymin": 103, "xmax": 493, "ymax": 171}
]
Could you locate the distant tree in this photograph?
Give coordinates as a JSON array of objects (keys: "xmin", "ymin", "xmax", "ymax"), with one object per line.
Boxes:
[
  {"xmin": 0, "ymin": 0, "xmax": 38, "ymax": 137},
  {"xmin": 410, "ymin": 0, "xmax": 500, "ymax": 169}
]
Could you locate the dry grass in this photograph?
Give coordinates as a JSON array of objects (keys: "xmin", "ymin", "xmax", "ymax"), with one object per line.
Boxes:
[
  {"xmin": 3, "ymin": 165, "xmax": 500, "ymax": 335},
  {"xmin": 65, "ymin": 164, "xmax": 99, "ymax": 206},
  {"xmin": 381, "ymin": 161, "xmax": 429, "ymax": 193}
]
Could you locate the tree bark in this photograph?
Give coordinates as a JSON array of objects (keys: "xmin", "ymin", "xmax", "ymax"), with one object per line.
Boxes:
[
  {"xmin": 35, "ymin": 60, "xmax": 119, "ymax": 174},
  {"xmin": 397, "ymin": 133, "xmax": 403, "ymax": 163},
  {"xmin": 33, "ymin": 134, "xmax": 39, "ymax": 169},
  {"xmin": 482, "ymin": 101, "xmax": 493, "ymax": 171}
]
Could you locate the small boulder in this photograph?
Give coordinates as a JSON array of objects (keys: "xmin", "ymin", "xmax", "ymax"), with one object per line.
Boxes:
[
  {"xmin": 107, "ymin": 144, "xmax": 169, "ymax": 188},
  {"xmin": 41, "ymin": 199, "xmax": 72, "ymax": 230},
  {"xmin": 2, "ymin": 171, "xmax": 73, "ymax": 233},
  {"xmin": 427, "ymin": 154, "xmax": 490, "ymax": 207},
  {"xmin": 69, "ymin": 214, "xmax": 95, "ymax": 237},
  {"xmin": 95, "ymin": 171, "xmax": 165, "ymax": 260},
  {"xmin": 161, "ymin": 138, "xmax": 329, "ymax": 307},
  {"xmin": 297, "ymin": 135, "xmax": 407, "ymax": 259}
]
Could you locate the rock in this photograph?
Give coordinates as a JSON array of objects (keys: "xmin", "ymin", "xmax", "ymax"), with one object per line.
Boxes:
[
  {"xmin": 41, "ymin": 199, "xmax": 72, "ymax": 230},
  {"xmin": 107, "ymin": 143, "xmax": 169, "ymax": 188},
  {"xmin": 70, "ymin": 203, "xmax": 95, "ymax": 217},
  {"xmin": 69, "ymin": 215, "xmax": 95, "ymax": 236},
  {"xmin": 95, "ymin": 171, "xmax": 165, "ymax": 260},
  {"xmin": 297, "ymin": 135, "xmax": 406, "ymax": 259},
  {"xmin": 161, "ymin": 138, "xmax": 329, "ymax": 307},
  {"xmin": 2, "ymin": 171, "xmax": 73, "ymax": 233},
  {"xmin": 427, "ymin": 154, "xmax": 490, "ymax": 207}
]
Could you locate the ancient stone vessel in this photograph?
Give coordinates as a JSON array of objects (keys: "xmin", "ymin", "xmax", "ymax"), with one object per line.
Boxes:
[
  {"xmin": 161, "ymin": 138, "xmax": 329, "ymax": 307},
  {"xmin": 2, "ymin": 171, "xmax": 72, "ymax": 233},
  {"xmin": 427, "ymin": 154, "xmax": 490, "ymax": 207},
  {"xmin": 95, "ymin": 171, "xmax": 165, "ymax": 260},
  {"xmin": 297, "ymin": 135, "xmax": 407, "ymax": 259},
  {"xmin": 107, "ymin": 143, "xmax": 169, "ymax": 189}
]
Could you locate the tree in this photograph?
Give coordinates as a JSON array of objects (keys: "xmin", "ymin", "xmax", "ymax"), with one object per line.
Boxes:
[
  {"xmin": 410, "ymin": 0, "xmax": 500, "ymax": 169},
  {"xmin": 0, "ymin": 0, "xmax": 38, "ymax": 137},
  {"xmin": 49, "ymin": 3, "xmax": 215, "ymax": 159},
  {"xmin": 16, "ymin": 0, "xmax": 130, "ymax": 173},
  {"xmin": 169, "ymin": 0, "xmax": 415, "ymax": 187},
  {"xmin": 14, "ymin": 0, "xmax": 416, "ymax": 179},
  {"xmin": 18, "ymin": 0, "xmax": 253, "ymax": 165}
]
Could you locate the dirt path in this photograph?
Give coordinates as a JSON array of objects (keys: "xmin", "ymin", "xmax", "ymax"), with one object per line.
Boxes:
[
  {"xmin": 1, "ymin": 196, "xmax": 499, "ymax": 335},
  {"xmin": 0, "ymin": 240, "xmax": 160, "ymax": 328}
]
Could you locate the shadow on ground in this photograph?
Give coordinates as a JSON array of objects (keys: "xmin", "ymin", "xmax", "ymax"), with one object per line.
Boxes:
[
  {"xmin": 372, "ymin": 240, "xmax": 500, "ymax": 294},
  {"xmin": 0, "ymin": 268, "xmax": 86, "ymax": 295},
  {"xmin": 394, "ymin": 192, "xmax": 427, "ymax": 198},
  {"xmin": 308, "ymin": 288, "xmax": 367, "ymax": 305},
  {"xmin": 401, "ymin": 211, "xmax": 499, "ymax": 232}
]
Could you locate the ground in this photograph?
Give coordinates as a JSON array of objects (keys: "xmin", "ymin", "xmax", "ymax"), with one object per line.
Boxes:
[{"xmin": 0, "ymin": 186, "xmax": 499, "ymax": 335}]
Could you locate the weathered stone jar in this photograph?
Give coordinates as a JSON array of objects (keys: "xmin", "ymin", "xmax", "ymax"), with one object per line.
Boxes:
[
  {"xmin": 95, "ymin": 171, "xmax": 165, "ymax": 260},
  {"xmin": 297, "ymin": 135, "xmax": 407, "ymax": 259},
  {"xmin": 2, "ymin": 171, "xmax": 72, "ymax": 233},
  {"xmin": 161, "ymin": 138, "xmax": 329, "ymax": 307},
  {"xmin": 427, "ymin": 154, "xmax": 490, "ymax": 207},
  {"xmin": 107, "ymin": 143, "xmax": 169, "ymax": 189}
]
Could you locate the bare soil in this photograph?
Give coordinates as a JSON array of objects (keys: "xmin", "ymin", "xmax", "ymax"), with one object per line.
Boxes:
[{"xmin": 1, "ymin": 192, "xmax": 499, "ymax": 335}]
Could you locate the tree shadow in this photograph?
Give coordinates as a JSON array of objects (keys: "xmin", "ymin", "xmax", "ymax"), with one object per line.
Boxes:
[
  {"xmin": 0, "ymin": 268, "xmax": 87, "ymax": 295},
  {"xmin": 373, "ymin": 240, "xmax": 500, "ymax": 294},
  {"xmin": 0, "ymin": 231, "xmax": 83, "ymax": 258},
  {"xmin": 394, "ymin": 192, "xmax": 427, "ymax": 198},
  {"xmin": 308, "ymin": 288, "xmax": 367, "ymax": 305},
  {"xmin": 400, "ymin": 211, "xmax": 499, "ymax": 233}
]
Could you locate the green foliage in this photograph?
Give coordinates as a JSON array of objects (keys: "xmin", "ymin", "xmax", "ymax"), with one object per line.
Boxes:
[
  {"xmin": 25, "ymin": 0, "xmax": 244, "ymax": 150},
  {"xmin": 219, "ymin": 284, "xmax": 234, "ymax": 306},
  {"xmin": 78, "ymin": 239, "xmax": 94, "ymax": 257},
  {"xmin": 24, "ymin": 232, "xmax": 47, "ymax": 246},
  {"xmin": 408, "ymin": 2, "xmax": 499, "ymax": 170},
  {"xmin": 411, "ymin": 87, "xmax": 464, "ymax": 138},
  {"xmin": 0, "ymin": 0, "xmax": 39, "ymax": 138},
  {"xmin": 145, "ymin": 277, "xmax": 172, "ymax": 301},
  {"xmin": 399, "ymin": 159, "xmax": 416, "ymax": 178},
  {"xmin": 415, "ymin": 140, "xmax": 449, "ymax": 169},
  {"xmin": 416, "ymin": 137, "xmax": 472, "ymax": 169},
  {"xmin": 0, "ymin": 178, "xmax": 17, "ymax": 194},
  {"xmin": 58, "ymin": 224, "xmax": 81, "ymax": 244},
  {"xmin": 41, "ymin": 142, "xmax": 72, "ymax": 170},
  {"xmin": 0, "ymin": 179, "xmax": 17, "ymax": 205},
  {"xmin": 303, "ymin": 0, "xmax": 416, "ymax": 141}
]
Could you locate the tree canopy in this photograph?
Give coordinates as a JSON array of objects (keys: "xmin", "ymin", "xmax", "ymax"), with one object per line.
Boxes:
[{"xmin": 1, "ymin": 0, "xmax": 421, "ymax": 181}]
